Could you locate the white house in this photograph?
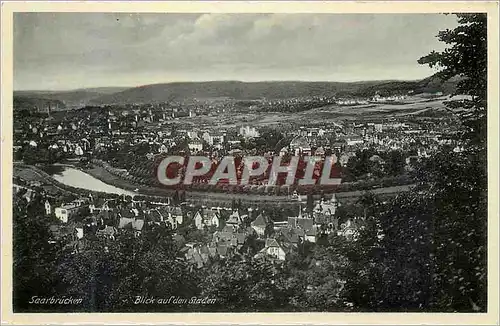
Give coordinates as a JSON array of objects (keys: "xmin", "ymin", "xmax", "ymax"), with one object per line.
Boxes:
[
  {"xmin": 188, "ymin": 141, "xmax": 203, "ymax": 153},
  {"xmin": 54, "ymin": 203, "xmax": 80, "ymax": 223},
  {"xmin": 226, "ymin": 210, "xmax": 244, "ymax": 227},
  {"xmin": 194, "ymin": 211, "xmax": 204, "ymax": 230},
  {"xmin": 187, "ymin": 131, "xmax": 199, "ymax": 139},
  {"xmin": 256, "ymin": 238, "xmax": 288, "ymax": 261},
  {"xmin": 44, "ymin": 200, "xmax": 52, "ymax": 216},
  {"xmin": 251, "ymin": 213, "xmax": 268, "ymax": 237},
  {"xmin": 239, "ymin": 126, "xmax": 260, "ymax": 138},
  {"xmin": 193, "ymin": 209, "xmax": 220, "ymax": 230}
]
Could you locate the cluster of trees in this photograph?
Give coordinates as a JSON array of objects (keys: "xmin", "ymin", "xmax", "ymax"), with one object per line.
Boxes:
[
  {"xmin": 17, "ymin": 141, "xmax": 70, "ymax": 165},
  {"xmin": 343, "ymin": 148, "xmax": 408, "ymax": 181},
  {"xmin": 255, "ymin": 97, "xmax": 338, "ymax": 113},
  {"xmin": 13, "ymin": 14, "xmax": 487, "ymax": 313}
]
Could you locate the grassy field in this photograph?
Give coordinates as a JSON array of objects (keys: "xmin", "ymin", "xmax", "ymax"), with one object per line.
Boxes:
[{"xmin": 185, "ymin": 94, "xmax": 449, "ymax": 129}]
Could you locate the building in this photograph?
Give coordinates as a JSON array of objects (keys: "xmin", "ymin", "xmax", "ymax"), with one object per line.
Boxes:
[
  {"xmin": 188, "ymin": 141, "xmax": 203, "ymax": 153},
  {"xmin": 289, "ymin": 136, "xmax": 312, "ymax": 156},
  {"xmin": 239, "ymin": 126, "xmax": 260, "ymax": 139},
  {"xmin": 255, "ymin": 238, "xmax": 289, "ymax": 261},
  {"xmin": 251, "ymin": 213, "xmax": 269, "ymax": 237},
  {"xmin": 226, "ymin": 210, "xmax": 245, "ymax": 228},
  {"xmin": 44, "ymin": 200, "xmax": 52, "ymax": 216},
  {"xmin": 313, "ymin": 196, "xmax": 339, "ymax": 225},
  {"xmin": 55, "ymin": 201, "xmax": 86, "ymax": 223}
]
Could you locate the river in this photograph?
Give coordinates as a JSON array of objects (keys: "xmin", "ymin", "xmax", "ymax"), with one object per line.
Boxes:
[{"xmin": 50, "ymin": 167, "xmax": 136, "ymax": 196}]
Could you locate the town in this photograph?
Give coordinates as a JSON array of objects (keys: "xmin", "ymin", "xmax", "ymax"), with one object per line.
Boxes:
[{"xmin": 13, "ymin": 89, "xmax": 464, "ymax": 270}]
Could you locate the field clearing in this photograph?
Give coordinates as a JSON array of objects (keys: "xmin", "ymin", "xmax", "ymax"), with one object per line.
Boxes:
[
  {"xmin": 168, "ymin": 94, "xmax": 452, "ymax": 128},
  {"xmin": 295, "ymin": 96, "xmax": 448, "ymax": 122}
]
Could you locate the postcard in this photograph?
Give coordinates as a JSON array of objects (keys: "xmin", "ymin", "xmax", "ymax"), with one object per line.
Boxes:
[{"xmin": 1, "ymin": 1, "xmax": 499, "ymax": 325}]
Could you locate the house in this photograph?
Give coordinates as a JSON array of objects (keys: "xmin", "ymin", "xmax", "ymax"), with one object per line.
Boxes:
[
  {"xmin": 277, "ymin": 227, "xmax": 304, "ymax": 246},
  {"xmin": 314, "ymin": 146, "xmax": 325, "ymax": 156},
  {"xmin": 339, "ymin": 152, "xmax": 356, "ymax": 166},
  {"xmin": 287, "ymin": 216, "xmax": 314, "ymax": 232},
  {"xmin": 22, "ymin": 188, "xmax": 34, "ymax": 203},
  {"xmin": 217, "ymin": 244, "xmax": 230, "ymax": 258},
  {"xmin": 346, "ymin": 136, "xmax": 364, "ymax": 146},
  {"xmin": 255, "ymin": 238, "xmax": 289, "ymax": 261},
  {"xmin": 213, "ymin": 231, "xmax": 237, "ymax": 245},
  {"xmin": 188, "ymin": 141, "xmax": 203, "ymax": 153},
  {"xmin": 44, "ymin": 199, "xmax": 52, "ymax": 216},
  {"xmin": 182, "ymin": 245, "xmax": 206, "ymax": 269},
  {"xmin": 182, "ymin": 243, "xmax": 217, "ymax": 268},
  {"xmin": 74, "ymin": 223, "xmax": 84, "ymax": 239},
  {"xmin": 193, "ymin": 208, "xmax": 221, "ymax": 230},
  {"xmin": 97, "ymin": 209, "xmax": 118, "ymax": 227},
  {"xmin": 251, "ymin": 213, "xmax": 269, "ymax": 236},
  {"xmin": 213, "ymin": 223, "xmax": 251, "ymax": 249},
  {"xmin": 305, "ymin": 226, "xmax": 318, "ymax": 243},
  {"xmin": 144, "ymin": 209, "xmax": 164, "ymax": 225},
  {"xmin": 289, "ymin": 135, "xmax": 311, "ymax": 156},
  {"xmin": 204, "ymin": 209, "xmax": 221, "ymax": 228},
  {"xmin": 89, "ymin": 197, "xmax": 115, "ymax": 214},
  {"xmin": 49, "ymin": 223, "xmax": 80, "ymax": 243},
  {"xmin": 273, "ymin": 220, "xmax": 288, "ymax": 231},
  {"xmin": 55, "ymin": 202, "xmax": 83, "ymax": 223},
  {"xmin": 194, "ymin": 211, "xmax": 204, "ymax": 230},
  {"xmin": 118, "ymin": 217, "xmax": 145, "ymax": 236},
  {"xmin": 165, "ymin": 212, "xmax": 182, "ymax": 229},
  {"xmin": 313, "ymin": 196, "xmax": 339, "ymax": 225},
  {"xmin": 118, "ymin": 209, "xmax": 136, "ymax": 220},
  {"xmin": 163, "ymin": 206, "xmax": 183, "ymax": 229},
  {"xmin": 239, "ymin": 126, "xmax": 260, "ymax": 139},
  {"xmin": 226, "ymin": 210, "xmax": 244, "ymax": 228}
]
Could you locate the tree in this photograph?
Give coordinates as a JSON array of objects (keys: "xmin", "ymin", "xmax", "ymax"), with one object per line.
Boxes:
[
  {"xmin": 342, "ymin": 13, "xmax": 488, "ymax": 312},
  {"xmin": 385, "ymin": 150, "xmax": 405, "ymax": 176},
  {"xmin": 306, "ymin": 193, "xmax": 314, "ymax": 217},
  {"xmin": 338, "ymin": 13, "xmax": 488, "ymax": 313},
  {"xmin": 172, "ymin": 190, "xmax": 180, "ymax": 205},
  {"xmin": 13, "ymin": 194, "xmax": 65, "ymax": 312},
  {"xmin": 418, "ymin": 13, "xmax": 487, "ymax": 149},
  {"xmin": 200, "ymin": 257, "xmax": 290, "ymax": 311},
  {"xmin": 357, "ymin": 191, "xmax": 378, "ymax": 220},
  {"xmin": 416, "ymin": 13, "xmax": 487, "ymax": 311},
  {"xmin": 179, "ymin": 190, "xmax": 186, "ymax": 203}
]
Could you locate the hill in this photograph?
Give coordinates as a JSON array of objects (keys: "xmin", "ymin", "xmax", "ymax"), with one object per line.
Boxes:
[
  {"xmin": 14, "ymin": 74, "xmax": 460, "ymax": 108},
  {"xmin": 89, "ymin": 75, "xmax": 459, "ymax": 105},
  {"xmin": 13, "ymin": 96, "xmax": 66, "ymax": 111},
  {"xmin": 14, "ymin": 87, "xmax": 129, "ymax": 108}
]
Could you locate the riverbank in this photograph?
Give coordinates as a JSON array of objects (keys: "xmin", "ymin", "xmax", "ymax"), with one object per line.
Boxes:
[
  {"xmin": 14, "ymin": 162, "xmax": 415, "ymax": 206},
  {"xmin": 83, "ymin": 163, "xmax": 414, "ymax": 205}
]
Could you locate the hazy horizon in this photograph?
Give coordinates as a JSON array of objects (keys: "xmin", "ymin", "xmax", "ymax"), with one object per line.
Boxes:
[
  {"xmin": 14, "ymin": 13, "xmax": 459, "ymax": 91},
  {"xmin": 14, "ymin": 76, "xmax": 431, "ymax": 93}
]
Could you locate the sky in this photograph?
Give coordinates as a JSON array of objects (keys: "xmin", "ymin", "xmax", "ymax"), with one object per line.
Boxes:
[{"xmin": 13, "ymin": 13, "xmax": 459, "ymax": 91}]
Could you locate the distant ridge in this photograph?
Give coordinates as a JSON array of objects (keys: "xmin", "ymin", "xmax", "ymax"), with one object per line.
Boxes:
[
  {"xmin": 14, "ymin": 87, "xmax": 129, "ymax": 108},
  {"xmin": 14, "ymin": 74, "xmax": 460, "ymax": 108},
  {"xmin": 88, "ymin": 75, "xmax": 459, "ymax": 105}
]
